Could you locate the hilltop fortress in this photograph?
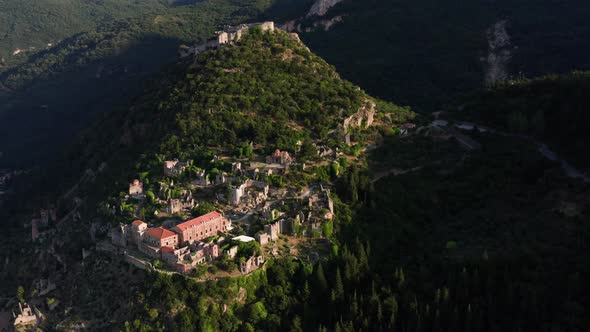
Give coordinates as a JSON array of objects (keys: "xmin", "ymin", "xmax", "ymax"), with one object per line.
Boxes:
[{"xmin": 180, "ymin": 21, "xmax": 275, "ymax": 57}]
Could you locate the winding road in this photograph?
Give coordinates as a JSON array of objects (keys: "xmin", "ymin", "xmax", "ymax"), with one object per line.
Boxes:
[{"xmin": 371, "ymin": 121, "xmax": 590, "ymax": 184}]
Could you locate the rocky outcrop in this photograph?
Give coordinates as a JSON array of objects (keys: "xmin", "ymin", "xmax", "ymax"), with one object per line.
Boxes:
[
  {"xmin": 280, "ymin": 20, "xmax": 300, "ymax": 32},
  {"xmin": 313, "ymin": 15, "xmax": 345, "ymax": 31},
  {"xmin": 280, "ymin": 15, "xmax": 345, "ymax": 32},
  {"xmin": 307, "ymin": 0, "xmax": 345, "ymax": 17},
  {"xmin": 279, "ymin": 0, "xmax": 345, "ymax": 33},
  {"xmin": 484, "ymin": 20, "xmax": 513, "ymax": 85}
]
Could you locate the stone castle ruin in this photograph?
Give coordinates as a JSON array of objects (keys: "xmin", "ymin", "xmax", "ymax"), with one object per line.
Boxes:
[
  {"xmin": 180, "ymin": 21, "xmax": 275, "ymax": 57},
  {"xmin": 339, "ymin": 99, "xmax": 377, "ymax": 145},
  {"xmin": 342, "ymin": 99, "xmax": 376, "ymax": 131}
]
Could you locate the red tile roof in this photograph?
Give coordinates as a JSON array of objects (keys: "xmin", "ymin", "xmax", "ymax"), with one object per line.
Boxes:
[
  {"xmin": 175, "ymin": 211, "xmax": 222, "ymax": 232},
  {"xmin": 401, "ymin": 123, "xmax": 416, "ymax": 129},
  {"xmin": 131, "ymin": 220, "xmax": 146, "ymax": 226},
  {"xmin": 145, "ymin": 227, "xmax": 177, "ymax": 240},
  {"xmin": 160, "ymin": 246, "xmax": 175, "ymax": 253}
]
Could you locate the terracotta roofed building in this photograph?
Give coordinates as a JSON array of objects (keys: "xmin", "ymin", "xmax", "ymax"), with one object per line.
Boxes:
[
  {"xmin": 172, "ymin": 211, "xmax": 230, "ymax": 245},
  {"xmin": 143, "ymin": 227, "xmax": 179, "ymax": 248}
]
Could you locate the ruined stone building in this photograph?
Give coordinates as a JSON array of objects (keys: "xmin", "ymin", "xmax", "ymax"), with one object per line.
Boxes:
[
  {"xmin": 166, "ymin": 190, "xmax": 195, "ymax": 214},
  {"xmin": 316, "ymin": 145, "xmax": 335, "ymax": 158},
  {"xmin": 342, "ymin": 100, "xmax": 376, "ymax": 131},
  {"xmin": 131, "ymin": 220, "xmax": 148, "ymax": 244},
  {"xmin": 192, "ymin": 168, "xmax": 209, "ymax": 186},
  {"xmin": 13, "ymin": 302, "xmax": 40, "ymax": 327},
  {"xmin": 215, "ymin": 21, "xmax": 275, "ymax": 46},
  {"xmin": 160, "ymin": 246, "xmax": 190, "ymax": 264},
  {"xmin": 39, "ymin": 207, "xmax": 57, "ymax": 226},
  {"xmin": 215, "ymin": 172, "xmax": 228, "ymax": 185},
  {"xmin": 240, "ymin": 255, "xmax": 265, "ymax": 274},
  {"xmin": 340, "ymin": 99, "xmax": 377, "ymax": 144},
  {"xmin": 129, "ymin": 179, "xmax": 144, "ymax": 196},
  {"xmin": 255, "ymin": 232, "xmax": 271, "ymax": 246},
  {"xmin": 190, "ymin": 242, "xmax": 221, "ymax": 265},
  {"xmin": 266, "ymin": 149, "xmax": 294, "ymax": 165},
  {"xmin": 308, "ymin": 186, "xmax": 335, "ymax": 220},
  {"xmin": 232, "ymin": 162, "xmax": 242, "ymax": 174},
  {"xmin": 229, "ymin": 179, "xmax": 270, "ymax": 205},
  {"xmin": 257, "ymin": 219, "xmax": 293, "ymax": 245},
  {"xmin": 163, "ymin": 159, "xmax": 188, "ymax": 177},
  {"xmin": 225, "ymin": 246, "xmax": 238, "ymax": 259},
  {"xmin": 180, "ymin": 21, "xmax": 275, "ymax": 57}
]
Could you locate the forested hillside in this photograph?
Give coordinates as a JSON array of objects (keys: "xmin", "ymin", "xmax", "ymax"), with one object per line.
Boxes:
[
  {"xmin": 0, "ymin": 0, "xmax": 167, "ymax": 62},
  {"xmin": 0, "ymin": 30, "xmax": 412, "ymax": 330},
  {"xmin": 0, "ymin": 0, "xmax": 276, "ymax": 168},
  {"xmin": 1, "ymin": 3, "xmax": 590, "ymax": 331},
  {"xmin": 459, "ymin": 71, "xmax": 590, "ymax": 169},
  {"xmin": 0, "ymin": 0, "xmax": 211, "ymax": 63},
  {"xmin": 4, "ymin": 0, "xmax": 590, "ymax": 168},
  {"xmin": 272, "ymin": 0, "xmax": 590, "ymax": 110}
]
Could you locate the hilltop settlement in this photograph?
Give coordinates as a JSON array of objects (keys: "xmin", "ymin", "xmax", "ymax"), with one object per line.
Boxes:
[
  {"xmin": 109, "ymin": 145, "xmax": 336, "ymax": 276},
  {"xmin": 10, "ymin": 20, "xmax": 418, "ymax": 330},
  {"xmin": 96, "ymin": 22, "xmax": 412, "ymax": 278}
]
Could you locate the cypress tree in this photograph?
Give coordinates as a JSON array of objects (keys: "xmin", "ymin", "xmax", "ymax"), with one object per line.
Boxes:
[
  {"xmin": 351, "ymin": 290, "xmax": 359, "ymax": 316},
  {"xmin": 290, "ymin": 316, "xmax": 303, "ymax": 332},
  {"xmin": 315, "ymin": 263, "xmax": 328, "ymax": 293},
  {"xmin": 335, "ymin": 267, "xmax": 344, "ymax": 301}
]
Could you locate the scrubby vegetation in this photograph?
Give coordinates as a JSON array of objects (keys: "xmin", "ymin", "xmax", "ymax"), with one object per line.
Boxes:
[
  {"xmin": 0, "ymin": 0, "xmax": 281, "ymax": 168},
  {"xmin": 0, "ymin": 0, "xmax": 170, "ymax": 62}
]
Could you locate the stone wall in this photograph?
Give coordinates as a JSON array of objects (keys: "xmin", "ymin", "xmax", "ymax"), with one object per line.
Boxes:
[{"xmin": 342, "ymin": 99, "xmax": 376, "ymax": 131}]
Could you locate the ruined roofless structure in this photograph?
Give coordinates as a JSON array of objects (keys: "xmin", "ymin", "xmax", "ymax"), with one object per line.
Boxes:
[{"xmin": 181, "ymin": 22, "xmax": 275, "ymax": 57}]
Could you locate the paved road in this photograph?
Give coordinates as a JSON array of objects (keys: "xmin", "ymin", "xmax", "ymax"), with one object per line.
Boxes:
[
  {"xmin": 372, "ymin": 166, "xmax": 423, "ymax": 183},
  {"xmin": 431, "ymin": 121, "xmax": 590, "ymax": 183},
  {"xmin": 537, "ymin": 144, "xmax": 590, "ymax": 182}
]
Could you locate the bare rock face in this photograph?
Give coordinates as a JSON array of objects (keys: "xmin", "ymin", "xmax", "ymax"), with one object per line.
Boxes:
[
  {"xmin": 343, "ymin": 99, "xmax": 376, "ymax": 130},
  {"xmin": 313, "ymin": 15, "xmax": 345, "ymax": 31},
  {"xmin": 279, "ymin": 20, "xmax": 300, "ymax": 32},
  {"xmin": 484, "ymin": 20, "xmax": 513, "ymax": 85},
  {"xmin": 306, "ymin": 0, "xmax": 344, "ymax": 17}
]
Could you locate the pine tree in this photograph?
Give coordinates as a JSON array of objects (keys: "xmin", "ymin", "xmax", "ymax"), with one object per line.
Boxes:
[
  {"xmin": 388, "ymin": 312, "xmax": 396, "ymax": 331},
  {"xmin": 357, "ymin": 241, "xmax": 369, "ymax": 273},
  {"xmin": 398, "ymin": 268, "xmax": 406, "ymax": 289},
  {"xmin": 334, "ymin": 268, "xmax": 344, "ymax": 301},
  {"xmin": 290, "ymin": 316, "xmax": 303, "ymax": 332},
  {"xmin": 465, "ymin": 304, "xmax": 472, "ymax": 332},
  {"xmin": 315, "ymin": 263, "xmax": 328, "ymax": 293},
  {"xmin": 351, "ymin": 290, "xmax": 359, "ymax": 316},
  {"xmin": 432, "ymin": 309, "xmax": 442, "ymax": 332},
  {"xmin": 16, "ymin": 286, "xmax": 25, "ymax": 303},
  {"xmin": 302, "ymin": 281, "xmax": 311, "ymax": 301}
]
